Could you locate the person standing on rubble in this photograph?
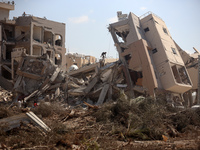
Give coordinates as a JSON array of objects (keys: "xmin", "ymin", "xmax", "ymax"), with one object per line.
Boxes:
[
  {"xmin": 101, "ymin": 52, "xmax": 107, "ymax": 59},
  {"xmin": 100, "ymin": 52, "xmax": 106, "ymax": 67}
]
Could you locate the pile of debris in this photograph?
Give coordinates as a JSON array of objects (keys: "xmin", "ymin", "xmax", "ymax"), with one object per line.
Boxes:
[
  {"xmin": 67, "ymin": 61, "xmax": 127, "ymax": 105},
  {"xmin": 7, "ymin": 50, "xmax": 135, "ymax": 108},
  {"xmin": 12, "ymin": 53, "xmax": 67, "ymax": 104}
]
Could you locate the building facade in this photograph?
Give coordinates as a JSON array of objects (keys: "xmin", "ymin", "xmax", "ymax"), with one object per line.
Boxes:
[
  {"xmin": 0, "ymin": 1, "xmax": 66, "ymax": 82},
  {"xmin": 109, "ymin": 11, "xmax": 192, "ymax": 96}
]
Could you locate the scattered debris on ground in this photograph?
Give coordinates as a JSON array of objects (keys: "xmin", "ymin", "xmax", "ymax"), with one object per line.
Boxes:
[{"xmin": 0, "ymin": 89, "xmax": 200, "ymax": 149}]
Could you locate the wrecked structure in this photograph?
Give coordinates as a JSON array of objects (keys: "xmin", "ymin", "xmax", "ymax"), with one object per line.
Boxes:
[
  {"xmin": 0, "ymin": 1, "xmax": 118, "ymax": 106},
  {"xmin": 0, "ymin": 1, "xmax": 66, "ymax": 88},
  {"xmin": 0, "ymin": 1, "xmax": 198, "ymax": 108},
  {"xmin": 1, "ymin": 2, "xmax": 200, "ymax": 148},
  {"xmin": 109, "ymin": 11, "xmax": 194, "ymax": 105},
  {"xmin": 176, "ymin": 44, "xmax": 200, "ymax": 106}
]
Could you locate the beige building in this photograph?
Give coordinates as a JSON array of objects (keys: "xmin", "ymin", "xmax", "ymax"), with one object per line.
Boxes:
[
  {"xmin": 109, "ymin": 11, "xmax": 192, "ymax": 96},
  {"xmin": 0, "ymin": 1, "xmax": 66, "ymax": 81},
  {"xmin": 104, "ymin": 57, "xmax": 118, "ymax": 64},
  {"xmin": 66, "ymin": 53, "xmax": 96, "ymax": 70}
]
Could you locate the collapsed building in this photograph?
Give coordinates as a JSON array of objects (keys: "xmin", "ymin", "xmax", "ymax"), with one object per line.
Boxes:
[
  {"xmin": 0, "ymin": 1, "xmax": 199, "ymax": 108},
  {"xmin": 0, "ymin": 1, "xmax": 66, "ymax": 90},
  {"xmin": 108, "ymin": 11, "xmax": 198, "ymax": 106},
  {"xmin": 0, "ymin": 1, "xmax": 119, "ymax": 106}
]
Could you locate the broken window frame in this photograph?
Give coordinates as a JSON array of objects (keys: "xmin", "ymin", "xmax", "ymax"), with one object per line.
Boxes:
[
  {"xmin": 116, "ymin": 31, "xmax": 129, "ymax": 43},
  {"xmin": 171, "ymin": 64, "xmax": 191, "ymax": 85},
  {"xmin": 44, "ymin": 30, "xmax": 53, "ymax": 45},
  {"xmin": 15, "ymin": 26, "xmax": 30, "ymax": 42}
]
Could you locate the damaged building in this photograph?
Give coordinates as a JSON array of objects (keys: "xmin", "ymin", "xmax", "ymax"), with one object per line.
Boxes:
[
  {"xmin": 109, "ymin": 11, "xmax": 193, "ymax": 103},
  {"xmin": 0, "ymin": 1, "xmax": 66, "ymax": 89},
  {"xmin": 0, "ymin": 1, "xmax": 198, "ymax": 107}
]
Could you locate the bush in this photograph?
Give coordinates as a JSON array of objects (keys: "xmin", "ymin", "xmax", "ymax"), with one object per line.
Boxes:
[{"xmin": 93, "ymin": 94, "xmax": 180, "ymax": 140}]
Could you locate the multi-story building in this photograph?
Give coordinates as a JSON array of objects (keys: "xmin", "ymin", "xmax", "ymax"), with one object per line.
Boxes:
[
  {"xmin": 0, "ymin": 1, "xmax": 66, "ymax": 83},
  {"xmin": 109, "ymin": 11, "xmax": 192, "ymax": 97}
]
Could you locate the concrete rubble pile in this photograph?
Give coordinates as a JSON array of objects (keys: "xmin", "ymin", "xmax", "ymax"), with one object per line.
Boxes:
[
  {"xmin": 0, "ymin": 53, "xmax": 127, "ymax": 133},
  {"xmin": 67, "ymin": 61, "xmax": 127, "ymax": 105},
  {"xmin": 10, "ymin": 51, "xmax": 127, "ymax": 107},
  {"xmin": 12, "ymin": 51, "xmax": 67, "ymax": 103},
  {"xmin": 0, "ymin": 2, "xmax": 200, "ymax": 148}
]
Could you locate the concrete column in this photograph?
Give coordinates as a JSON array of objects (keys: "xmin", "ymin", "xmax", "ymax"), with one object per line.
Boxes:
[{"xmin": 30, "ymin": 22, "xmax": 33, "ymax": 55}]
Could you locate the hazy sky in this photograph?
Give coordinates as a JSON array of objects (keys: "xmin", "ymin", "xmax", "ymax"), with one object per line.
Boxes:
[{"xmin": 9, "ymin": 0, "xmax": 200, "ymax": 59}]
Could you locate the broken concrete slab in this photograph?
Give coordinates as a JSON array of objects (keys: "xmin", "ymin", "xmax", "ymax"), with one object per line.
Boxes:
[
  {"xmin": 96, "ymin": 84, "xmax": 110, "ymax": 105},
  {"xmin": 0, "ymin": 111, "xmax": 50, "ymax": 132},
  {"xmin": 84, "ymin": 77, "xmax": 98, "ymax": 94},
  {"xmin": 0, "ymin": 113, "xmax": 29, "ymax": 132}
]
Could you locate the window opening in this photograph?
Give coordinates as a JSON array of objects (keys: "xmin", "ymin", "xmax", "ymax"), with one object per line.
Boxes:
[
  {"xmin": 171, "ymin": 47, "xmax": 177, "ymax": 54},
  {"xmin": 163, "ymin": 27, "xmax": 168, "ymax": 35},
  {"xmin": 116, "ymin": 30, "xmax": 129, "ymax": 43},
  {"xmin": 55, "ymin": 34, "xmax": 62, "ymax": 46},
  {"xmin": 44, "ymin": 31, "xmax": 53, "ymax": 45},
  {"xmin": 152, "ymin": 48, "xmax": 158, "ymax": 54},
  {"xmin": 55, "ymin": 53, "xmax": 62, "ymax": 65},
  {"xmin": 144, "ymin": 27, "xmax": 149, "ymax": 32},
  {"xmin": 33, "ymin": 26, "xmax": 42, "ymax": 43},
  {"xmin": 171, "ymin": 65, "xmax": 191, "ymax": 85}
]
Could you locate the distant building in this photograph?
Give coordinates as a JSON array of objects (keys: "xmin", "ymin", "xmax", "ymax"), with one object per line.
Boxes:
[
  {"xmin": 104, "ymin": 57, "xmax": 118, "ymax": 64},
  {"xmin": 66, "ymin": 53, "xmax": 96, "ymax": 70}
]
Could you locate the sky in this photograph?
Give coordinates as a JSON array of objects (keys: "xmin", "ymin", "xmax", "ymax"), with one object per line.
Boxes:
[{"xmin": 8, "ymin": 0, "xmax": 200, "ymax": 59}]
